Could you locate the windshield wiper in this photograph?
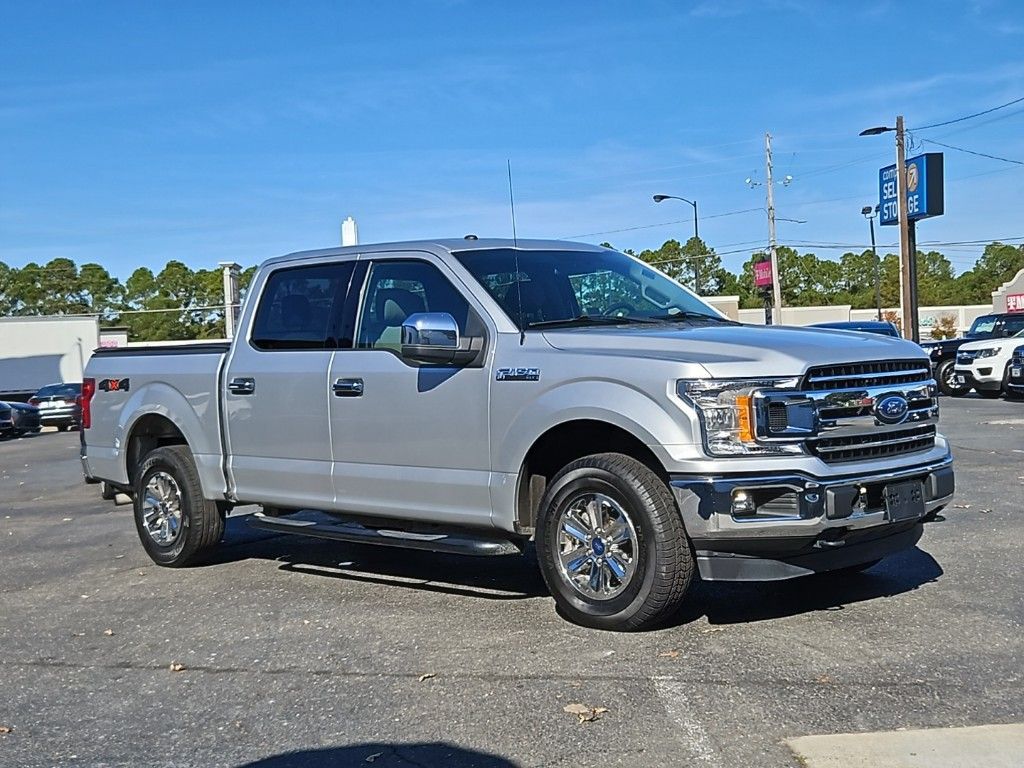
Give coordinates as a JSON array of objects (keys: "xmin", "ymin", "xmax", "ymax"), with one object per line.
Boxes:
[
  {"xmin": 525, "ymin": 314, "xmax": 658, "ymax": 330},
  {"xmin": 653, "ymin": 310, "xmax": 738, "ymax": 325}
]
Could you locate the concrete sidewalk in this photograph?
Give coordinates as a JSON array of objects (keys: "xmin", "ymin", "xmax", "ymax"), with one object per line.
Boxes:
[{"xmin": 788, "ymin": 723, "xmax": 1024, "ymax": 768}]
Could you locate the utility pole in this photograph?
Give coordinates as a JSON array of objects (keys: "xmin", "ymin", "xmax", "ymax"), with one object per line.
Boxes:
[
  {"xmin": 219, "ymin": 261, "xmax": 241, "ymax": 339},
  {"xmin": 765, "ymin": 132, "xmax": 782, "ymax": 325},
  {"xmin": 894, "ymin": 115, "xmax": 918, "ymax": 342}
]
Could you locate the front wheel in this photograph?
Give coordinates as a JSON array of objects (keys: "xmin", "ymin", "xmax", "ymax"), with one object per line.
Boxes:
[
  {"xmin": 133, "ymin": 445, "xmax": 224, "ymax": 567},
  {"xmin": 936, "ymin": 360, "xmax": 969, "ymax": 397},
  {"xmin": 536, "ymin": 453, "xmax": 695, "ymax": 631},
  {"xmin": 977, "ymin": 388, "xmax": 1003, "ymax": 399}
]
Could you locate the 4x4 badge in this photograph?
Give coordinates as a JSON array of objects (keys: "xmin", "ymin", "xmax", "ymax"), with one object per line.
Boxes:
[{"xmin": 98, "ymin": 378, "xmax": 130, "ymax": 393}]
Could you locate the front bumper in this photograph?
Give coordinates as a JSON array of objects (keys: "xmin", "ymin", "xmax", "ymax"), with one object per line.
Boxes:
[
  {"xmin": 670, "ymin": 456, "xmax": 954, "ymax": 581},
  {"xmin": 954, "ymin": 362, "xmax": 1001, "ymax": 389}
]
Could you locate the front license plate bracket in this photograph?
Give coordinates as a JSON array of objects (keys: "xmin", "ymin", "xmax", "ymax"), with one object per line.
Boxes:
[{"xmin": 884, "ymin": 480, "xmax": 926, "ymax": 522}]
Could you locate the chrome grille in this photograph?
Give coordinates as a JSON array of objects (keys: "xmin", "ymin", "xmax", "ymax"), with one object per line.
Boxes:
[
  {"xmin": 809, "ymin": 425, "xmax": 937, "ymax": 463},
  {"xmin": 796, "ymin": 359, "xmax": 937, "ymax": 464},
  {"xmin": 1012, "ymin": 347, "xmax": 1024, "ymax": 366},
  {"xmin": 802, "ymin": 359, "xmax": 931, "ymax": 391}
]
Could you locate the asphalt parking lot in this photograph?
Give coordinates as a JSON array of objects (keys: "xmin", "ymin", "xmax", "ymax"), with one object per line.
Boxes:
[{"xmin": 1, "ymin": 396, "xmax": 1022, "ymax": 768}]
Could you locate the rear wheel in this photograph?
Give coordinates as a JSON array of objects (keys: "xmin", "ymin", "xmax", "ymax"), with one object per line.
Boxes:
[
  {"xmin": 133, "ymin": 445, "xmax": 223, "ymax": 567},
  {"xmin": 536, "ymin": 453, "xmax": 694, "ymax": 631},
  {"xmin": 936, "ymin": 360, "xmax": 969, "ymax": 397},
  {"xmin": 56, "ymin": 424, "xmax": 69, "ymax": 432}
]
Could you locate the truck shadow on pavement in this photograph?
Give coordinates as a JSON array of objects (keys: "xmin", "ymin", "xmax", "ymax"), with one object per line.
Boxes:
[
  {"xmin": 212, "ymin": 518, "xmax": 942, "ymax": 625},
  {"xmin": 210, "ymin": 517, "xmax": 549, "ymax": 600},
  {"xmin": 671, "ymin": 545, "xmax": 944, "ymax": 628},
  {"xmin": 237, "ymin": 742, "xmax": 519, "ymax": 767}
]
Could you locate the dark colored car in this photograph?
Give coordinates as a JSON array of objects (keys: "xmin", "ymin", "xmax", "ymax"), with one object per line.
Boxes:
[
  {"xmin": 920, "ymin": 312, "xmax": 1024, "ymax": 396},
  {"xmin": 7, "ymin": 402, "xmax": 42, "ymax": 435},
  {"xmin": 29, "ymin": 382, "xmax": 82, "ymax": 431},
  {"xmin": 810, "ymin": 320, "xmax": 901, "ymax": 338},
  {"xmin": 0, "ymin": 402, "xmax": 13, "ymax": 437},
  {"xmin": 1007, "ymin": 345, "xmax": 1024, "ymax": 400}
]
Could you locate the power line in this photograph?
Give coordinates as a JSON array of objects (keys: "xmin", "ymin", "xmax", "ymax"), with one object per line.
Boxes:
[
  {"xmin": 921, "ymin": 138, "xmax": 1024, "ymax": 166},
  {"xmin": 565, "ymin": 207, "xmax": 762, "ymax": 239},
  {"xmin": 913, "ymin": 95, "xmax": 1024, "ymax": 130}
]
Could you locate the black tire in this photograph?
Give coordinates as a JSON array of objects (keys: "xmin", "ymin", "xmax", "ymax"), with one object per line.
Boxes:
[
  {"xmin": 132, "ymin": 445, "xmax": 224, "ymax": 567},
  {"xmin": 936, "ymin": 359, "xmax": 969, "ymax": 397},
  {"xmin": 535, "ymin": 452, "xmax": 694, "ymax": 631},
  {"xmin": 56, "ymin": 424, "xmax": 69, "ymax": 432},
  {"xmin": 100, "ymin": 481, "xmax": 117, "ymax": 501},
  {"xmin": 977, "ymin": 388, "xmax": 1003, "ymax": 399}
]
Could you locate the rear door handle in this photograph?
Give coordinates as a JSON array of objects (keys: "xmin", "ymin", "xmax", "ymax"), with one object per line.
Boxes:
[
  {"xmin": 228, "ymin": 377, "xmax": 256, "ymax": 395},
  {"xmin": 333, "ymin": 378, "xmax": 364, "ymax": 397}
]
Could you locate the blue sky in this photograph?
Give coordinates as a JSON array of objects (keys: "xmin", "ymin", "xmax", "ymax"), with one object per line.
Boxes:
[{"xmin": 2, "ymin": 0, "xmax": 1022, "ymax": 280}]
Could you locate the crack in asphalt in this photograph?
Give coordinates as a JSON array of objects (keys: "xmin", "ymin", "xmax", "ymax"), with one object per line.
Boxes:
[{"xmin": 5, "ymin": 658, "xmax": 1022, "ymax": 689}]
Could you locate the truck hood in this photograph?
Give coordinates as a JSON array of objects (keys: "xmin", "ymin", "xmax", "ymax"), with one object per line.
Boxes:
[{"xmin": 542, "ymin": 324, "xmax": 927, "ymax": 379}]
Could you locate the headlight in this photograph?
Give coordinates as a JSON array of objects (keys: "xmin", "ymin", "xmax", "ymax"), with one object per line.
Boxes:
[
  {"xmin": 977, "ymin": 347, "xmax": 1002, "ymax": 358},
  {"xmin": 677, "ymin": 378, "xmax": 803, "ymax": 457}
]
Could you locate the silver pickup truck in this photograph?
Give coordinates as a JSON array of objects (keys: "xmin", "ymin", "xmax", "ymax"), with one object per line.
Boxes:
[{"xmin": 81, "ymin": 239, "xmax": 954, "ymax": 630}]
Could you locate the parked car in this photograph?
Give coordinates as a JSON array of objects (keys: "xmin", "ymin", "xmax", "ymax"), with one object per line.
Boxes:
[
  {"xmin": 6, "ymin": 401, "xmax": 42, "ymax": 435},
  {"xmin": 809, "ymin": 320, "xmax": 901, "ymax": 338},
  {"xmin": 81, "ymin": 238, "xmax": 953, "ymax": 631},
  {"xmin": 1004, "ymin": 345, "xmax": 1024, "ymax": 400},
  {"xmin": 921, "ymin": 312, "xmax": 1024, "ymax": 396},
  {"xmin": 0, "ymin": 402, "xmax": 13, "ymax": 437},
  {"xmin": 29, "ymin": 382, "xmax": 82, "ymax": 431},
  {"xmin": 952, "ymin": 330, "xmax": 1024, "ymax": 397}
]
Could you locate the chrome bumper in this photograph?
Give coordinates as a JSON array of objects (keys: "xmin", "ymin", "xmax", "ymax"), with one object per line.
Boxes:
[{"xmin": 670, "ymin": 455, "xmax": 954, "ymax": 580}]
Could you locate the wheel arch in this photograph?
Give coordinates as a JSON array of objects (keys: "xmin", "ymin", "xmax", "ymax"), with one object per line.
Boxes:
[{"xmin": 513, "ymin": 418, "xmax": 670, "ymax": 533}]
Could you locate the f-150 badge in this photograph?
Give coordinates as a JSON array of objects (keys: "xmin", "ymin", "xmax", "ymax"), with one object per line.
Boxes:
[
  {"xmin": 98, "ymin": 378, "xmax": 130, "ymax": 393},
  {"xmin": 496, "ymin": 367, "xmax": 540, "ymax": 382}
]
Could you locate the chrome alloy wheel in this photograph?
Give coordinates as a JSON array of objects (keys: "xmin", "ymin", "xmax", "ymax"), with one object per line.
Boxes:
[
  {"xmin": 141, "ymin": 471, "xmax": 184, "ymax": 546},
  {"xmin": 555, "ymin": 492, "xmax": 638, "ymax": 600}
]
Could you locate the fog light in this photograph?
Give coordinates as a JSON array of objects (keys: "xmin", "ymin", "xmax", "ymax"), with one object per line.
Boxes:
[{"xmin": 731, "ymin": 490, "xmax": 757, "ymax": 516}]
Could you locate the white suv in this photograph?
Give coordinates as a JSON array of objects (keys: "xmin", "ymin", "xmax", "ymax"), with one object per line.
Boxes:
[{"xmin": 953, "ymin": 330, "xmax": 1024, "ymax": 397}]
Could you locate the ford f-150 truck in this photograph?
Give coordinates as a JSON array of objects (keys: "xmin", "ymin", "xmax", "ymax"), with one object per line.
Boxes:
[{"xmin": 81, "ymin": 239, "xmax": 954, "ymax": 631}]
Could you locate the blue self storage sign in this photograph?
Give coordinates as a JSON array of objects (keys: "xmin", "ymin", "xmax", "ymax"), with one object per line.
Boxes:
[{"xmin": 879, "ymin": 152, "xmax": 944, "ymax": 226}]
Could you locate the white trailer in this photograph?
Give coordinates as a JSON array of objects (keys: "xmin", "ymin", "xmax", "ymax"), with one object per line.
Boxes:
[{"xmin": 0, "ymin": 316, "xmax": 100, "ymax": 398}]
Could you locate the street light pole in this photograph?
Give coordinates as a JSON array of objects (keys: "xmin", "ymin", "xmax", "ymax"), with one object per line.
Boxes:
[
  {"xmin": 862, "ymin": 205, "xmax": 882, "ymax": 321},
  {"xmin": 653, "ymin": 194, "xmax": 700, "ymax": 294},
  {"xmin": 765, "ymin": 132, "xmax": 781, "ymax": 325}
]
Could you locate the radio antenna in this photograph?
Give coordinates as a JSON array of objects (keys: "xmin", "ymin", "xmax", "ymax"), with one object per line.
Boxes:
[{"xmin": 508, "ymin": 159, "xmax": 525, "ymax": 344}]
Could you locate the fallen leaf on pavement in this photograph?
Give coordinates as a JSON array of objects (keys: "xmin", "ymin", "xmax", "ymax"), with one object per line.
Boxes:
[
  {"xmin": 0, "ymin": 725, "xmax": 12, "ymax": 734},
  {"xmin": 658, "ymin": 650, "xmax": 680, "ymax": 658},
  {"xmin": 816, "ymin": 674, "xmax": 834, "ymax": 685},
  {"xmin": 103, "ymin": 629, "xmax": 114, "ymax": 636},
  {"xmin": 418, "ymin": 672, "xmax": 436, "ymax": 682},
  {"xmin": 563, "ymin": 703, "xmax": 609, "ymax": 723},
  {"xmin": 953, "ymin": 503, "xmax": 971, "ymax": 509},
  {"xmin": 701, "ymin": 627, "xmax": 725, "ymax": 633},
  {"xmin": 169, "ymin": 662, "xmax": 186, "ymax": 672},
  {"xmin": 979, "ymin": 508, "xmax": 992, "ymax": 514}
]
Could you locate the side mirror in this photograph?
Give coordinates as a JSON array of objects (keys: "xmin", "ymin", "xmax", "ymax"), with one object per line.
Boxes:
[{"xmin": 401, "ymin": 313, "xmax": 460, "ymax": 364}]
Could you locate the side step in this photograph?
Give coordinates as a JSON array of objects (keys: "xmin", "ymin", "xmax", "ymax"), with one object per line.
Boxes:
[{"xmin": 247, "ymin": 511, "xmax": 522, "ymax": 557}]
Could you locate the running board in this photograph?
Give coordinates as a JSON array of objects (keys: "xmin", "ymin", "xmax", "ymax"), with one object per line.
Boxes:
[{"xmin": 247, "ymin": 511, "xmax": 522, "ymax": 557}]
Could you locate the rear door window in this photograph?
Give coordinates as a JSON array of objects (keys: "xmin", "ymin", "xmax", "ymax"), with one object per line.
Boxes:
[{"xmin": 251, "ymin": 262, "xmax": 355, "ymax": 350}]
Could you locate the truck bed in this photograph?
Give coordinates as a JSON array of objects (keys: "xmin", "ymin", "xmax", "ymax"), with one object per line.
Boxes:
[{"xmin": 83, "ymin": 342, "xmax": 230, "ymax": 497}]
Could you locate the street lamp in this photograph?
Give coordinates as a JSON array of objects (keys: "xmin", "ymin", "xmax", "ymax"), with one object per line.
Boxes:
[
  {"xmin": 653, "ymin": 194, "xmax": 701, "ymax": 294},
  {"xmin": 861, "ymin": 205, "xmax": 882, "ymax": 321},
  {"xmin": 860, "ymin": 116, "xmax": 918, "ymax": 342}
]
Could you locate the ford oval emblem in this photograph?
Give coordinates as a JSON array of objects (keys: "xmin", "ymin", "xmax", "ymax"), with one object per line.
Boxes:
[{"xmin": 875, "ymin": 394, "xmax": 910, "ymax": 425}]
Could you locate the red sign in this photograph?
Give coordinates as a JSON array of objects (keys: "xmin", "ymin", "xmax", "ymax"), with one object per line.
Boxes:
[
  {"xmin": 754, "ymin": 260, "xmax": 773, "ymax": 288},
  {"xmin": 1008, "ymin": 293, "xmax": 1024, "ymax": 313}
]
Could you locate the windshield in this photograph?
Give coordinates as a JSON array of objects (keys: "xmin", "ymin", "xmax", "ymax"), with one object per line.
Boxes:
[
  {"xmin": 452, "ymin": 248, "xmax": 723, "ymax": 329},
  {"xmin": 966, "ymin": 315, "xmax": 997, "ymax": 338}
]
